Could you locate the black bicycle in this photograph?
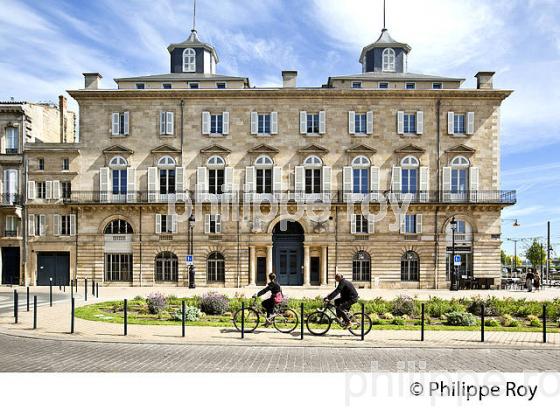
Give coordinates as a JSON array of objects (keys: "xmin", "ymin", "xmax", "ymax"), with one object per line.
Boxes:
[
  {"xmin": 306, "ymin": 301, "xmax": 372, "ymax": 336},
  {"xmin": 232, "ymin": 297, "xmax": 299, "ymax": 333}
]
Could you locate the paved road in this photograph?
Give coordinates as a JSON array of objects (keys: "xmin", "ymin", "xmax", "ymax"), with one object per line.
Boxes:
[{"xmin": 1, "ymin": 333, "xmax": 559, "ymax": 372}]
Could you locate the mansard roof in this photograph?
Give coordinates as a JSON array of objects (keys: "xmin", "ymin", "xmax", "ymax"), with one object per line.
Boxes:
[
  {"xmin": 167, "ymin": 30, "xmax": 219, "ymax": 62},
  {"xmin": 328, "ymin": 71, "xmax": 464, "ymax": 84},
  {"xmin": 359, "ymin": 28, "xmax": 412, "ymax": 64},
  {"xmin": 114, "ymin": 73, "xmax": 248, "ymax": 83}
]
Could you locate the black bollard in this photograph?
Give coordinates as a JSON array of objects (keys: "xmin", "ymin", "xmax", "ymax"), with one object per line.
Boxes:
[
  {"xmin": 300, "ymin": 303, "xmax": 304, "ymax": 340},
  {"xmin": 92, "ymin": 279, "xmax": 95, "ymax": 296},
  {"xmin": 123, "ymin": 299, "xmax": 128, "ymax": 336},
  {"xmin": 49, "ymin": 278, "xmax": 53, "ymax": 307},
  {"xmin": 182, "ymin": 300, "xmax": 186, "ymax": 337},
  {"xmin": 84, "ymin": 279, "xmax": 88, "ymax": 302},
  {"xmin": 481, "ymin": 304, "xmax": 485, "ymax": 343},
  {"xmin": 63, "ymin": 285, "xmax": 65, "ymax": 292},
  {"xmin": 33, "ymin": 296, "xmax": 37, "ymax": 329},
  {"xmin": 360, "ymin": 303, "xmax": 365, "ymax": 341},
  {"xmin": 241, "ymin": 302, "xmax": 245, "ymax": 339},
  {"xmin": 421, "ymin": 303, "xmax": 425, "ymax": 341},
  {"xmin": 96, "ymin": 282, "xmax": 99, "ymax": 298},
  {"xmin": 543, "ymin": 304, "xmax": 547, "ymax": 344},
  {"xmin": 14, "ymin": 290, "xmax": 18, "ymax": 324},
  {"xmin": 26, "ymin": 286, "xmax": 30, "ymax": 312},
  {"xmin": 59, "ymin": 285, "xmax": 61, "ymax": 291},
  {"xmin": 70, "ymin": 297, "xmax": 75, "ymax": 334},
  {"xmin": 71, "ymin": 280, "xmax": 74, "ymax": 300},
  {"xmin": 75, "ymin": 278, "xmax": 78, "ymax": 293},
  {"xmin": 13, "ymin": 289, "xmax": 16, "ymax": 318}
]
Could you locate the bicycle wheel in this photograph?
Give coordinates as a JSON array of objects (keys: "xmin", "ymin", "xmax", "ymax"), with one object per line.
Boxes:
[
  {"xmin": 233, "ymin": 308, "xmax": 260, "ymax": 333},
  {"xmin": 306, "ymin": 311, "xmax": 332, "ymax": 336},
  {"xmin": 348, "ymin": 312, "xmax": 372, "ymax": 336},
  {"xmin": 273, "ymin": 308, "xmax": 299, "ymax": 333}
]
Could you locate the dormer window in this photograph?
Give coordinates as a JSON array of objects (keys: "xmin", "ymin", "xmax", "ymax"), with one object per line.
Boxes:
[
  {"xmin": 382, "ymin": 48, "xmax": 395, "ymax": 72},
  {"xmin": 183, "ymin": 48, "xmax": 196, "ymax": 72}
]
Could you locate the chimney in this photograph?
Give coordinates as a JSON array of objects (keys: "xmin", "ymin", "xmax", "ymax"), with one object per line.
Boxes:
[
  {"xmin": 282, "ymin": 71, "xmax": 297, "ymax": 88},
  {"xmin": 475, "ymin": 71, "xmax": 495, "ymax": 89},
  {"xmin": 59, "ymin": 95, "xmax": 67, "ymax": 143},
  {"xmin": 83, "ymin": 72, "xmax": 102, "ymax": 90}
]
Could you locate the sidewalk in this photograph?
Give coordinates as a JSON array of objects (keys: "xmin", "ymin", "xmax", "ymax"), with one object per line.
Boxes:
[{"xmin": 1, "ymin": 287, "xmax": 558, "ymax": 349}]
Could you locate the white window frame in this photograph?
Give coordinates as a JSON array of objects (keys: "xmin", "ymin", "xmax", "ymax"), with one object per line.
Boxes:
[
  {"xmin": 378, "ymin": 82, "xmax": 389, "ymax": 89},
  {"xmin": 135, "ymin": 83, "xmax": 145, "ymax": 89},
  {"xmin": 351, "ymin": 81, "xmax": 362, "ymax": 89},
  {"xmin": 189, "ymin": 82, "xmax": 199, "ymax": 89},
  {"xmin": 432, "ymin": 82, "xmax": 443, "ymax": 89},
  {"xmin": 6, "ymin": 127, "xmax": 19, "ymax": 153},
  {"xmin": 62, "ymin": 158, "xmax": 69, "ymax": 171},
  {"xmin": 216, "ymin": 82, "xmax": 226, "ymax": 89},
  {"xmin": 382, "ymin": 48, "xmax": 396, "ymax": 72},
  {"xmin": 405, "ymin": 82, "xmax": 416, "ymax": 90},
  {"xmin": 183, "ymin": 48, "xmax": 196, "ymax": 72},
  {"xmin": 162, "ymin": 83, "xmax": 172, "ymax": 89}
]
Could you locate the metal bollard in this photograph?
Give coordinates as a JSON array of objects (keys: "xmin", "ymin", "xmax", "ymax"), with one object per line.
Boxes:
[
  {"xmin": 421, "ymin": 303, "xmax": 425, "ymax": 341},
  {"xmin": 481, "ymin": 303, "xmax": 485, "ymax": 343},
  {"xmin": 71, "ymin": 280, "xmax": 74, "ymax": 300},
  {"xmin": 92, "ymin": 280, "xmax": 95, "ymax": 296},
  {"xmin": 300, "ymin": 303, "xmax": 304, "ymax": 340},
  {"xmin": 360, "ymin": 303, "xmax": 365, "ymax": 341},
  {"xmin": 96, "ymin": 282, "xmax": 99, "ymax": 298},
  {"xmin": 84, "ymin": 279, "xmax": 88, "ymax": 302},
  {"xmin": 75, "ymin": 278, "xmax": 78, "ymax": 293},
  {"xmin": 241, "ymin": 302, "xmax": 245, "ymax": 339},
  {"xmin": 543, "ymin": 304, "xmax": 547, "ymax": 344},
  {"xmin": 181, "ymin": 300, "xmax": 186, "ymax": 337},
  {"xmin": 70, "ymin": 297, "xmax": 75, "ymax": 334},
  {"xmin": 49, "ymin": 278, "xmax": 53, "ymax": 307},
  {"xmin": 14, "ymin": 290, "xmax": 18, "ymax": 324},
  {"xmin": 33, "ymin": 296, "xmax": 37, "ymax": 329},
  {"xmin": 123, "ymin": 299, "xmax": 128, "ymax": 336},
  {"xmin": 13, "ymin": 289, "xmax": 16, "ymax": 318},
  {"xmin": 63, "ymin": 285, "xmax": 65, "ymax": 292},
  {"xmin": 26, "ymin": 286, "xmax": 30, "ymax": 312}
]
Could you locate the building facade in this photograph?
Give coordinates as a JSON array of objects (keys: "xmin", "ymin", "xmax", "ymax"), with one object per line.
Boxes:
[{"xmin": 22, "ymin": 26, "xmax": 515, "ymax": 289}]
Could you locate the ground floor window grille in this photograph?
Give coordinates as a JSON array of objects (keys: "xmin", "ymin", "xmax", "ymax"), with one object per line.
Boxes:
[
  {"xmin": 155, "ymin": 252, "xmax": 178, "ymax": 281},
  {"xmin": 207, "ymin": 252, "xmax": 225, "ymax": 283},
  {"xmin": 105, "ymin": 253, "xmax": 132, "ymax": 281},
  {"xmin": 352, "ymin": 251, "xmax": 371, "ymax": 281}
]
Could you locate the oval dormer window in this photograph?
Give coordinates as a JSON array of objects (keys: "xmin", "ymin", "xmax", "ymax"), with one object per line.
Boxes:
[
  {"xmin": 382, "ymin": 48, "xmax": 395, "ymax": 72},
  {"xmin": 183, "ymin": 48, "xmax": 196, "ymax": 73}
]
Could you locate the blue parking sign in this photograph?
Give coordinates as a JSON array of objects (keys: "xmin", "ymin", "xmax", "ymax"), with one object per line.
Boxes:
[
  {"xmin": 454, "ymin": 255, "xmax": 461, "ymax": 266},
  {"xmin": 186, "ymin": 255, "xmax": 193, "ymax": 265}
]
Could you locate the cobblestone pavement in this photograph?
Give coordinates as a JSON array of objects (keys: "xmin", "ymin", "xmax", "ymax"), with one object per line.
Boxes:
[{"xmin": 1, "ymin": 333, "xmax": 559, "ymax": 372}]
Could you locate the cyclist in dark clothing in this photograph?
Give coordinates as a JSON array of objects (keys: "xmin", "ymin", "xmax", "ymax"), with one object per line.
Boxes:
[
  {"xmin": 253, "ymin": 273, "xmax": 283, "ymax": 324},
  {"xmin": 324, "ymin": 273, "xmax": 358, "ymax": 328}
]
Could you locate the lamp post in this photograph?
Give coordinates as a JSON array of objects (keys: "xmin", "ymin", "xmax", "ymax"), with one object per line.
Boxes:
[
  {"xmin": 450, "ymin": 217, "xmax": 458, "ymax": 291},
  {"xmin": 188, "ymin": 214, "xmax": 196, "ymax": 288}
]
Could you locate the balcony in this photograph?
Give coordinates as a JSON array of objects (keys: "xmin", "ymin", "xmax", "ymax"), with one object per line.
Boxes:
[
  {"xmin": 4, "ymin": 230, "xmax": 18, "ymax": 238},
  {"xmin": 0, "ymin": 194, "xmax": 22, "ymax": 206},
  {"xmin": 64, "ymin": 190, "xmax": 516, "ymax": 205}
]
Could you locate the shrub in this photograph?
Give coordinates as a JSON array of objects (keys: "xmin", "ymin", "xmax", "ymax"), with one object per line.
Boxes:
[
  {"xmin": 467, "ymin": 297, "xmax": 497, "ymax": 316},
  {"xmin": 392, "ymin": 316, "xmax": 405, "ymax": 325},
  {"xmin": 146, "ymin": 292, "xmax": 167, "ymax": 314},
  {"xmin": 425, "ymin": 297, "xmax": 464, "ymax": 318},
  {"xmin": 484, "ymin": 318, "xmax": 500, "ymax": 327},
  {"xmin": 166, "ymin": 295, "xmax": 181, "ymax": 305},
  {"xmin": 200, "ymin": 292, "xmax": 229, "ymax": 315},
  {"xmin": 364, "ymin": 297, "xmax": 392, "ymax": 315},
  {"xmin": 527, "ymin": 315, "xmax": 541, "ymax": 327},
  {"xmin": 392, "ymin": 295, "xmax": 415, "ymax": 316},
  {"xmin": 172, "ymin": 305, "xmax": 201, "ymax": 322},
  {"xmin": 370, "ymin": 313, "xmax": 382, "ymax": 325},
  {"xmin": 501, "ymin": 314, "xmax": 520, "ymax": 327},
  {"xmin": 382, "ymin": 312, "xmax": 394, "ymax": 321},
  {"xmin": 133, "ymin": 295, "xmax": 144, "ymax": 302},
  {"xmin": 446, "ymin": 311, "xmax": 477, "ymax": 326}
]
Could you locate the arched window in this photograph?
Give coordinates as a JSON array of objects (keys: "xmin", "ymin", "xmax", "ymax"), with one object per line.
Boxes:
[
  {"xmin": 158, "ymin": 155, "xmax": 176, "ymax": 168},
  {"xmin": 303, "ymin": 155, "xmax": 322, "ymax": 167},
  {"xmin": 207, "ymin": 252, "xmax": 225, "ymax": 282},
  {"xmin": 183, "ymin": 48, "xmax": 196, "ymax": 72},
  {"xmin": 450, "ymin": 156, "xmax": 469, "ymax": 194},
  {"xmin": 104, "ymin": 219, "xmax": 133, "ymax": 234},
  {"xmin": 207, "ymin": 156, "xmax": 225, "ymax": 195},
  {"xmin": 401, "ymin": 155, "xmax": 419, "ymax": 194},
  {"xmin": 207, "ymin": 155, "xmax": 225, "ymax": 168},
  {"xmin": 303, "ymin": 155, "xmax": 322, "ymax": 194},
  {"xmin": 109, "ymin": 156, "xmax": 128, "ymax": 196},
  {"xmin": 401, "ymin": 251, "xmax": 419, "ymax": 281},
  {"xmin": 255, "ymin": 155, "xmax": 273, "ymax": 168},
  {"xmin": 352, "ymin": 251, "xmax": 371, "ymax": 282},
  {"xmin": 352, "ymin": 156, "xmax": 370, "ymax": 194},
  {"xmin": 450, "ymin": 156, "xmax": 469, "ymax": 167},
  {"xmin": 155, "ymin": 252, "xmax": 178, "ymax": 282},
  {"xmin": 382, "ymin": 48, "xmax": 396, "ymax": 72},
  {"xmin": 255, "ymin": 155, "xmax": 273, "ymax": 194},
  {"xmin": 158, "ymin": 156, "xmax": 176, "ymax": 196},
  {"xmin": 109, "ymin": 156, "xmax": 127, "ymax": 168}
]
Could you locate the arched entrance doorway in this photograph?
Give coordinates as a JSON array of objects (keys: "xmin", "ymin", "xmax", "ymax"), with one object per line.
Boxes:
[{"xmin": 272, "ymin": 221, "xmax": 304, "ymax": 285}]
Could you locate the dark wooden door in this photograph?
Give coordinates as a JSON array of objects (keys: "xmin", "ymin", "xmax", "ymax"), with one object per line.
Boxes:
[
  {"xmin": 1, "ymin": 247, "xmax": 20, "ymax": 285},
  {"xmin": 37, "ymin": 252, "xmax": 70, "ymax": 286}
]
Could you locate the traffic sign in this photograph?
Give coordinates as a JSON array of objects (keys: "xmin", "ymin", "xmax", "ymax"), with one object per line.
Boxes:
[
  {"xmin": 186, "ymin": 255, "xmax": 194, "ymax": 265},
  {"xmin": 453, "ymin": 255, "xmax": 461, "ymax": 266}
]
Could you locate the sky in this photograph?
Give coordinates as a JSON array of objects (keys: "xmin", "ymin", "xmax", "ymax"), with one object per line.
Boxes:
[{"xmin": 0, "ymin": 0, "xmax": 559, "ymax": 259}]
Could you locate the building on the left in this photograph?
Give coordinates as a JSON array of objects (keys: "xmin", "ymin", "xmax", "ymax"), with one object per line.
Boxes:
[{"xmin": 0, "ymin": 97, "xmax": 76, "ymax": 285}]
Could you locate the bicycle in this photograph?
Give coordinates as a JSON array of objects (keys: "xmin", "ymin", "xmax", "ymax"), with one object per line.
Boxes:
[
  {"xmin": 305, "ymin": 300, "xmax": 372, "ymax": 336},
  {"xmin": 232, "ymin": 297, "xmax": 299, "ymax": 333}
]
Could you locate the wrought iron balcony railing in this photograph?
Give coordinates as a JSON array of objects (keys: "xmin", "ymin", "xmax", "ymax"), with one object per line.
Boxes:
[{"xmin": 0, "ymin": 193, "xmax": 22, "ymax": 206}]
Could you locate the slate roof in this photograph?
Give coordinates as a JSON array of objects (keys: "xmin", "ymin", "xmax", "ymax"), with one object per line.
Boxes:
[
  {"xmin": 359, "ymin": 28, "xmax": 412, "ymax": 63},
  {"xmin": 114, "ymin": 73, "xmax": 249, "ymax": 83},
  {"xmin": 167, "ymin": 30, "xmax": 219, "ymax": 62}
]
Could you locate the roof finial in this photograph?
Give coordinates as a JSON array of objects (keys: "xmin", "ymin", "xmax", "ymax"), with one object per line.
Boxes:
[
  {"xmin": 383, "ymin": 0, "xmax": 386, "ymax": 30},
  {"xmin": 192, "ymin": 0, "xmax": 197, "ymax": 33}
]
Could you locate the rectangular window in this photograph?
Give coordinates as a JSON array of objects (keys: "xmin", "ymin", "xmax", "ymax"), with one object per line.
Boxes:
[
  {"xmin": 208, "ymin": 169, "xmax": 224, "ymax": 194},
  {"xmin": 403, "ymin": 113, "xmax": 417, "ymax": 133},
  {"xmin": 454, "ymin": 113, "xmax": 466, "ymax": 134},
  {"xmin": 62, "ymin": 158, "xmax": 69, "ymax": 171},
  {"xmin": 162, "ymin": 83, "xmax": 172, "ymax": 89},
  {"xmin": 405, "ymin": 82, "xmax": 416, "ymax": 90},
  {"xmin": 378, "ymin": 82, "xmax": 389, "ymax": 89},
  {"xmin": 354, "ymin": 113, "xmax": 367, "ymax": 134},
  {"xmin": 37, "ymin": 182, "xmax": 46, "ymax": 199},
  {"xmin": 256, "ymin": 168, "xmax": 272, "ymax": 194},
  {"xmin": 160, "ymin": 111, "xmax": 174, "ymax": 135},
  {"xmin": 5, "ymin": 215, "xmax": 17, "ymax": 237},
  {"xmin": 34, "ymin": 214, "xmax": 44, "ymax": 236},
  {"xmin": 257, "ymin": 114, "xmax": 271, "ymax": 134},
  {"xmin": 160, "ymin": 215, "xmax": 174, "ymax": 233},
  {"xmin": 404, "ymin": 215, "xmax": 417, "ymax": 234},
  {"xmin": 135, "ymin": 83, "xmax": 145, "ymax": 89},
  {"xmin": 112, "ymin": 112, "xmax": 129, "ymax": 136},
  {"xmin": 352, "ymin": 168, "xmax": 369, "ymax": 194},
  {"xmin": 451, "ymin": 169, "xmax": 467, "ymax": 193},
  {"xmin": 306, "ymin": 113, "xmax": 320, "ymax": 134},
  {"xmin": 189, "ymin": 82, "xmax": 199, "ymax": 89},
  {"xmin": 401, "ymin": 168, "xmax": 418, "ymax": 193},
  {"xmin": 210, "ymin": 114, "xmax": 224, "ymax": 134},
  {"xmin": 104, "ymin": 253, "xmax": 132, "ymax": 282},
  {"xmin": 60, "ymin": 215, "xmax": 71, "ymax": 236},
  {"xmin": 38, "ymin": 158, "xmax": 45, "ymax": 171},
  {"xmin": 305, "ymin": 169, "xmax": 321, "ymax": 194},
  {"xmin": 61, "ymin": 181, "xmax": 72, "ymax": 199},
  {"xmin": 208, "ymin": 214, "xmax": 221, "ymax": 234},
  {"xmin": 352, "ymin": 81, "xmax": 362, "ymax": 89},
  {"xmin": 6, "ymin": 127, "xmax": 18, "ymax": 153},
  {"xmin": 159, "ymin": 169, "xmax": 176, "ymax": 195},
  {"xmin": 432, "ymin": 82, "xmax": 443, "ymax": 89},
  {"xmin": 354, "ymin": 214, "xmax": 369, "ymax": 234},
  {"xmin": 216, "ymin": 82, "xmax": 226, "ymax": 89},
  {"xmin": 112, "ymin": 169, "xmax": 127, "ymax": 195}
]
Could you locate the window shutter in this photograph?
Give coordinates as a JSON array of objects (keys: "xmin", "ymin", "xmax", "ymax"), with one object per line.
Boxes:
[
  {"xmin": 300, "ymin": 111, "xmax": 307, "ymax": 134},
  {"xmin": 69, "ymin": 214, "xmax": 76, "ymax": 236},
  {"xmin": 366, "ymin": 111, "xmax": 373, "ymax": 134},
  {"xmin": 368, "ymin": 215, "xmax": 375, "ymax": 234},
  {"xmin": 27, "ymin": 181, "xmax": 36, "ymax": 200},
  {"xmin": 322, "ymin": 166, "xmax": 331, "ymax": 201},
  {"xmin": 166, "ymin": 112, "xmax": 174, "ymax": 135},
  {"xmin": 419, "ymin": 166, "xmax": 429, "ymax": 202},
  {"xmin": 397, "ymin": 111, "xmax": 404, "ymax": 134},
  {"xmin": 391, "ymin": 166, "xmax": 402, "ymax": 192},
  {"xmin": 127, "ymin": 167, "xmax": 136, "ymax": 202},
  {"xmin": 224, "ymin": 167, "xmax": 233, "ymax": 193},
  {"xmin": 202, "ymin": 111, "xmax": 211, "ymax": 135},
  {"xmin": 294, "ymin": 166, "xmax": 304, "ymax": 199},
  {"xmin": 215, "ymin": 214, "xmax": 222, "ymax": 233},
  {"xmin": 175, "ymin": 167, "xmax": 184, "ymax": 200},
  {"xmin": 53, "ymin": 214, "xmax": 61, "ymax": 236},
  {"xmin": 160, "ymin": 112, "xmax": 166, "ymax": 135},
  {"xmin": 45, "ymin": 180, "xmax": 53, "ymax": 200},
  {"xmin": 28, "ymin": 214, "xmax": 35, "ymax": 237},
  {"xmin": 123, "ymin": 112, "xmax": 129, "ymax": 135},
  {"xmin": 416, "ymin": 111, "xmax": 424, "ymax": 134},
  {"xmin": 171, "ymin": 214, "xmax": 178, "ymax": 233},
  {"xmin": 99, "ymin": 167, "xmax": 110, "ymax": 203},
  {"xmin": 245, "ymin": 166, "xmax": 255, "ymax": 194},
  {"xmin": 400, "ymin": 214, "xmax": 406, "ymax": 234},
  {"xmin": 52, "ymin": 180, "xmax": 61, "ymax": 200},
  {"xmin": 448, "ymin": 112, "xmax": 455, "ymax": 135},
  {"xmin": 348, "ymin": 111, "xmax": 355, "ymax": 134},
  {"xmin": 250, "ymin": 112, "xmax": 258, "ymax": 135},
  {"xmin": 39, "ymin": 215, "xmax": 46, "ymax": 236},
  {"xmin": 147, "ymin": 166, "xmax": 158, "ymax": 203},
  {"xmin": 416, "ymin": 214, "xmax": 423, "ymax": 234},
  {"xmin": 467, "ymin": 112, "xmax": 475, "ymax": 135},
  {"xmin": 442, "ymin": 166, "xmax": 451, "ymax": 201},
  {"xmin": 111, "ymin": 113, "xmax": 120, "ymax": 135},
  {"xmin": 197, "ymin": 166, "xmax": 208, "ymax": 201},
  {"xmin": 204, "ymin": 214, "xmax": 211, "ymax": 234},
  {"xmin": 351, "ymin": 214, "xmax": 357, "ymax": 234},
  {"xmin": 370, "ymin": 166, "xmax": 380, "ymax": 201},
  {"xmin": 155, "ymin": 214, "xmax": 162, "ymax": 234},
  {"xmin": 318, "ymin": 111, "xmax": 326, "ymax": 134},
  {"xmin": 469, "ymin": 166, "xmax": 479, "ymax": 199},
  {"xmin": 270, "ymin": 112, "xmax": 278, "ymax": 134},
  {"xmin": 222, "ymin": 111, "xmax": 229, "ymax": 135},
  {"xmin": 342, "ymin": 166, "xmax": 352, "ymax": 199},
  {"xmin": 273, "ymin": 166, "xmax": 282, "ymax": 195}
]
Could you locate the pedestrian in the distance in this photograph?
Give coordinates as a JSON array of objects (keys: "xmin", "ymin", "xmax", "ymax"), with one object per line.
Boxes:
[
  {"xmin": 526, "ymin": 269, "xmax": 535, "ymax": 292},
  {"xmin": 534, "ymin": 271, "xmax": 541, "ymax": 291}
]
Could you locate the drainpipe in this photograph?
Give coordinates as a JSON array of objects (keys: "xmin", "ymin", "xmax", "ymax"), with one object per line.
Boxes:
[
  {"xmin": 334, "ymin": 206, "xmax": 339, "ymax": 274},
  {"xmin": 139, "ymin": 206, "xmax": 143, "ymax": 287},
  {"xmin": 434, "ymin": 99, "xmax": 441, "ymax": 289},
  {"xmin": 74, "ymin": 209, "xmax": 78, "ymax": 285},
  {"xmin": 22, "ymin": 113, "xmax": 28, "ymax": 286},
  {"xmin": 236, "ymin": 219, "xmax": 240, "ymax": 288},
  {"xmin": 180, "ymin": 99, "xmax": 185, "ymax": 158}
]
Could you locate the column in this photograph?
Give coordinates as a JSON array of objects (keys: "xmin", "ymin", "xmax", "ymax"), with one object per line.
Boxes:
[
  {"xmin": 249, "ymin": 246, "xmax": 256, "ymax": 286},
  {"xmin": 321, "ymin": 246, "xmax": 328, "ymax": 286},
  {"xmin": 266, "ymin": 245, "xmax": 273, "ymax": 275},
  {"xmin": 303, "ymin": 245, "xmax": 310, "ymax": 286}
]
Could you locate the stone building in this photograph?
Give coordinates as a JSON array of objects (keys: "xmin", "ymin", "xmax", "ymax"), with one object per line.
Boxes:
[{"xmin": 23, "ymin": 26, "xmax": 515, "ymax": 289}]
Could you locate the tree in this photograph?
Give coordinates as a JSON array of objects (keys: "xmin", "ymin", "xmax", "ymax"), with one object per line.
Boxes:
[
  {"xmin": 501, "ymin": 250, "xmax": 511, "ymax": 266},
  {"xmin": 525, "ymin": 240, "xmax": 546, "ymax": 269}
]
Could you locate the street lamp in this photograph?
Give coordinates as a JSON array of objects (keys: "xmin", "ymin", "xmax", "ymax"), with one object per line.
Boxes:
[
  {"xmin": 450, "ymin": 217, "xmax": 458, "ymax": 291},
  {"xmin": 188, "ymin": 214, "xmax": 196, "ymax": 288},
  {"xmin": 502, "ymin": 218, "xmax": 520, "ymax": 227}
]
